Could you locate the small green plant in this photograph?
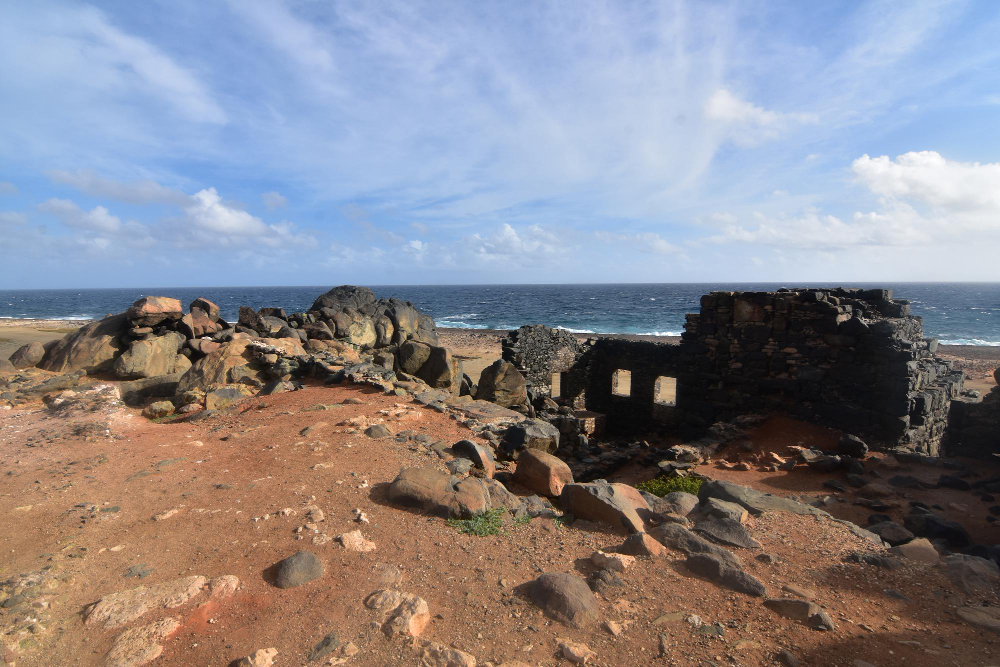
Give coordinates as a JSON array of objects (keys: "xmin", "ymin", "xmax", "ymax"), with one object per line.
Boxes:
[
  {"xmin": 513, "ymin": 513, "xmax": 532, "ymax": 527},
  {"xmin": 447, "ymin": 507, "xmax": 507, "ymax": 536},
  {"xmin": 635, "ymin": 475, "xmax": 703, "ymax": 497}
]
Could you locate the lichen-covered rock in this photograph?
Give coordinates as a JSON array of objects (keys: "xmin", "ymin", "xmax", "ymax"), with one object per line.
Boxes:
[
  {"xmin": 142, "ymin": 401, "xmax": 175, "ymax": 419},
  {"xmin": 114, "ymin": 332, "xmax": 186, "ymax": 379}
]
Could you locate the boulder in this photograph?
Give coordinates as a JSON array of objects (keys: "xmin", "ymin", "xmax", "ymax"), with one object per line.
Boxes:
[
  {"xmin": 903, "ymin": 512, "xmax": 972, "ymax": 549},
  {"xmin": 866, "ymin": 521, "xmax": 915, "ymax": 547},
  {"xmin": 684, "ymin": 553, "xmax": 766, "ymax": 596},
  {"xmin": 476, "ymin": 360, "xmax": 528, "ymax": 409},
  {"xmin": 39, "ymin": 313, "xmax": 129, "ymax": 373},
  {"xmin": 839, "ymin": 434, "xmax": 869, "ymax": 458},
  {"xmin": 617, "ymin": 532, "xmax": 667, "ymax": 557},
  {"xmin": 175, "ymin": 337, "xmax": 305, "ymax": 394},
  {"xmin": 453, "ymin": 440, "xmax": 496, "ymax": 478},
  {"xmin": 9, "ymin": 341, "xmax": 44, "ymax": 369},
  {"xmin": 941, "ymin": 554, "xmax": 1000, "ymax": 595},
  {"xmin": 645, "ymin": 491, "xmax": 699, "ymax": 517},
  {"xmin": 388, "ymin": 468, "xmax": 496, "ymax": 518},
  {"xmin": 126, "ymin": 296, "xmax": 183, "ymax": 326},
  {"xmin": 560, "ymin": 481, "xmax": 648, "ymax": 533},
  {"xmin": 398, "ymin": 340, "xmax": 432, "ymax": 375},
  {"xmin": 345, "ymin": 319, "xmax": 377, "ymax": 348},
  {"xmin": 693, "ymin": 516, "xmax": 760, "ymax": 549},
  {"xmin": 179, "ymin": 309, "xmax": 221, "ymax": 339},
  {"xmin": 529, "ymin": 572, "xmax": 599, "ymax": 628},
  {"xmin": 142, "ymin": 401, "xmax": 175, "ymax": 419},
  {"xmin": 274, "ymin": 551, "xmax": 323, "ymax": 589},
  {"xmin": 311, "ymin": 285, "xmax": 378, "ymax": 313},
  {"xmin": 649, "ymin": 523, "xmax": 742, "ymax": 567},
  {"xmin": 514, "ymin": 449, "xmax": 573, "ymax": 496},
  {"xmin": 888, "ymin": 537, "xmax": 939, "ymax": 564},
  {"xmin": 114, "ymin": 332, "xmax": 186, "ymax": 379},
  {"xmin": 957, "ymin": 606, "xmax": 1000, "ymax": 634},
  {"xmin": 502, "ymin": 419, "xmax": 560, "ymax": 457},
  {"xmin": 189, "ymin": 297, "xmax": 220, "ymax": 321},
  {"xmin": 702, "ymin": 497, "xmax": 749, "ymax": 524},
  {"xmin": 417, "ymin": 345, "xmax": 457, "ymax": 390},
  {"xmin": 764, "ymin": 598, "xmax": 835, "ymax": 630}
]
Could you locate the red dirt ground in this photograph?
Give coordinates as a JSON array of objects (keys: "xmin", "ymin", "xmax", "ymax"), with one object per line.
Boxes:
[{"xmin": 1, "ymin": 386, "xmax": 998, "ymax": 666}]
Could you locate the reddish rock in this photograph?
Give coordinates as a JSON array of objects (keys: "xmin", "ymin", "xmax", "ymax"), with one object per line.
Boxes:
[
  {"xmin": 514, "ymin": 449, "xmax": 573, "ymax": 497},
  {"xmin": 617, "ymin": 532, "xmax": 667, "ymax": 557},
  {"xmin": 127, "ymin": 296, "xmax": 183, "ymax": 326},
  {"xmin": 560, "ymin": 482, "xmax": 648, "ymax": 533}
]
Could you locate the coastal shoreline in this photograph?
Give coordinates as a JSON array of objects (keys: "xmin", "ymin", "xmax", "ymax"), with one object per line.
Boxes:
[{"xmin": 2, "ymin": 320, "xmax": 997, "ymax": 391}]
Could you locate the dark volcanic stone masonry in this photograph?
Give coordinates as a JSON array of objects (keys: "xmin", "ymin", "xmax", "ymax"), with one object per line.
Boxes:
[
  {"xmin": 676, "ymin": 288, "xmax": 965, "ymax": 455},
  {"xmin": 505, "ymin": 288, "xmax": 978, "ymax": 456}
]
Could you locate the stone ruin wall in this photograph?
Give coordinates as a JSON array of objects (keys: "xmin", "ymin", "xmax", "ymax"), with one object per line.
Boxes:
[
  {"xmin": 504, "ymin": 288, "xmax": 980, "ymax": 457},
  {"xmin": 678, "ymin": 288, "xmax": 964, "ymax": 455}
]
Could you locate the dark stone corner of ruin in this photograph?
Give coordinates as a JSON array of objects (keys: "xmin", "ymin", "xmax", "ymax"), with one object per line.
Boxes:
[{"xmin": 502, "ymin": 287, "xmax": 997, "ymax": 459}]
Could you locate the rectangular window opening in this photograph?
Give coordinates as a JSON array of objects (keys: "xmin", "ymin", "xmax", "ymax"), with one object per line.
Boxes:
[
  {"xmin": 612, "ymin": 369, "xmax": 632, "ymax": 397},
  {"xmin": 655, "ymin": 376, "xmax": 677, "ymax": 406}
]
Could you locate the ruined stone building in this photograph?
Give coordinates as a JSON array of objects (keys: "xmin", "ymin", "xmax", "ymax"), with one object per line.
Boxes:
[{"xmin": 504, "ymin": 288, "xmax": 993, "ymax": 458}]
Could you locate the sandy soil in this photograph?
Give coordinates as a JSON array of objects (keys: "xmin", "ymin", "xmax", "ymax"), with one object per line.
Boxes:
[
  {"xmin": 0, "ymin": 320, "xmax": 84, "ymax": 360},
  {"xmin": 1, "ymin": 382, "xmax": 999, "ymax": 667}
]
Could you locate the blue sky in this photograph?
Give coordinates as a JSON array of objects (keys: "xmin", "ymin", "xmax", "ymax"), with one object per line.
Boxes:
[{"xmin": 1, "ymin": 0, "xmax": 999, "ymax": 287}]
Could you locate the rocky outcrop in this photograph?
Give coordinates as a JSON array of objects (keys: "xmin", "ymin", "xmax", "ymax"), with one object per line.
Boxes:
[
  {"xmin": 39, "ymin": 313, "xmax": 129, "ymax": 373},
  {"xmin": 114, "ymin": 332, "xmax": 188, "ymax": 379},
  {"xmin": 32, "ymin": 286, "xmax": 454, "ymax": 412}
]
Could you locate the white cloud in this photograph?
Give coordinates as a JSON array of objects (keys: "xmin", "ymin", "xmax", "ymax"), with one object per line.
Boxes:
[
  {"xmin": 0, "ymin": 182, "xmax": 17, "ymax": 195},
  {"xmin": 38, "ymin": 198, "xmax": 122, "ymax": 232},
  {"xmin": 183, "ymin": 188, "xmax": 270, "ymax": 236},
  {"xmin": 0, "ymin": 211, "xmax": 27, "ymax": 226},
  {"xmin": 852, "ymin": 151, "xmax": 1000, "ymax": 215},
  {"xmin": 410, "ymin": 221, "xmax": 429, "ymax": 235},
  {"xmin": 48, "ymin": 169, "xmax": 191, "ymax": 206},
  {"xmin": 261, "ymin": 190, "xmax": 288, "ymax": 210},
  {"xmin": 704, "ymin": 89, "xmax": 817, "ymax": 146},
  {"xmin": 703, "ymin": 151, "xmax": 1000, "ymax": 250},
  {"xmin": 467, "ymin": 224, "xmax": 561, "ymax": 263},
  {"xmin": 595, "ymin": 231, "xmax": 683, "ymax": 255}
]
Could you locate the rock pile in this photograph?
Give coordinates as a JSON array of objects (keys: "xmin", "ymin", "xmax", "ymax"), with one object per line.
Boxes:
[{"xmin": 7, "ymin": 286, "xmax": 467, "ymax": 411}]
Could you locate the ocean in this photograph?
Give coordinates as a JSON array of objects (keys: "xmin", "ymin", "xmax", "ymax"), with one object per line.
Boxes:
[{"xmin": 2, "ymin": 283, "xmax": 999, "ymax": 346}]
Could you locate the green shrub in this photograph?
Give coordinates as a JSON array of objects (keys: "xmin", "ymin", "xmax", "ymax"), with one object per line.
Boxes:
[
  {"xmin": 635, "ymin": 475, "xmax": 702, "ymax": 497},
  {"xmin": 446, "ymin": 507, "xmax": 507, "ymax": 536}
]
